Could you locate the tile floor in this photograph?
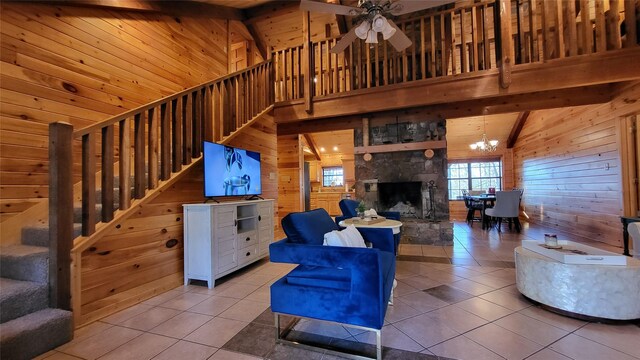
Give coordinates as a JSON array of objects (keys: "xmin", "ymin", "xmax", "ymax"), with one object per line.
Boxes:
[{"xmin": 37, "ymin": 222, "xmax": 639, "ymax": 360}]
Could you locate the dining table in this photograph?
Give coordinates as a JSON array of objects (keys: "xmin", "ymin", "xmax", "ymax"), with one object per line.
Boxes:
[{"xmin": 467, "ymin": 194, "xmax": 496, "ymax": 229}]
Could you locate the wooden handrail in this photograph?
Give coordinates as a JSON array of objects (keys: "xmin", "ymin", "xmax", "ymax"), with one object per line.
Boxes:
[{"xmin": 74, "ymin": 61, "xmax": 272, "ymax": 137}]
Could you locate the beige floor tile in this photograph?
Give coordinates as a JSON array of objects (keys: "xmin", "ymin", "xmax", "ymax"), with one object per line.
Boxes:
[
  {"xmin": 479, "ymin": 289, "xmax": 532, "ymax": 311},
  {"xmin": 466, "ymin": 323, "xmax": 542, "ymax": 359},
  {"xmin": 152, "ymin": 340, "xmax": 217, "ymax": 360},
  {"xmin": 355, "ymin": 324, "xmax": 423, "ymax": 352},
  {"xmin": 184, "ymin": 317, "xmax": 249, "ymax": 348},
  {"xmin": 294, "ymin": 318, "xmax": 353, "ymax": 339},
  {"xmin": 119, "ymin": 307, "xmax": 182, "ymax": 331},
  {"xmin": 398, "ymin": 275, "xmax": 441, "ymax": 291},
  {"xmin": 142, "ymin": 290, "xmax": 184, "ymax": 306},
  {"xmin": 233, "ymin": 273, "xmax": 276, "ymax": 286},
  {"xmin": 398, "ymin": 244, "xmax": 423, "ymax": 256},
  {"xmin": 218, "ymin": 299, "xmax": 270, "ymax": 322},
  {"xmin": 428, "ymin": 335, "xmax": 504, "ymax": 360},
  {"xmin": 518, "ymin": 306, "xmax": 587, "ymax": 332},
  {"xmin": 454, "ymin": 297, "xmax": 513, "ymax": 321},
  {"xmin": 494, "ymin": 313, "xmax": 568, "ymax": 346},
  {"xmin": 67, "ymin": 321, "xmax": 113, "ymax": 345},
  {"xmin": 549, "ymin": 334, "xmax": 638, "ymax": 360},
  {"xmin": 150, "ymin": 311, "xmax": 212, "ymax": 338},
  {"xmin": 448, "ymin": 279, "xmax": 495, "ymax": 296},
  {"xmin": 525, "ymin": 348, "xmax": 573, "ymax": 360},
  {"xmin": 243, "ymin": 285, "xmax": 271, "ymax": 303},
  {"xmin": 421, "ymin": 246, "xmax": 448, "ymax": 257},
  {"xmin": 58, "ymin": 325, "xmax": 142, "ymax": 360},
  {"xmin": 187, "ymin": 295, "xmax": 239, "ymax": 316},
  {"xmin": 421, "ymin": 270, "xmax": 463, "ymax": 284},
  {"xmin": 384, "ymin": 298, "xmax": 423, "ymax": 323},
  {"xmin": 397, "ymin": 291, "xmax": 449, "ymax": 313},
  {"xmin": 185, "ymin": 282, "xmax": 234, "ymax": 296},
  {"xmin": 438, "ymin": 266, "xmax": 484, "ymax": 279},
  {"xmin": 394, "ymin": 312, "xmax": 460, "ymax": 348},
  {"xmin": 574, "ymin": 322, "xmax": 640, "ymax": 358},
  {"xmin": 101, "ymin": 303, "xmax": 154, "ymax": 325},
  {"xmin": 35, "ymin": 352, "xmax": 83, "ymax": 360},
  {"xmin": 99, "ymin": 333, "xmax": 176, "ymax": 360},
  {"xmin": 208, "ymin": 349, "xmax": 262, "ymax": 360},
  {"xmin": 420, "ymin": 305, "xmax": 488, "ymax": 333},
  {"xmin": 393, "ymin": 280, "xmax": 419, "ymax": 297},
  {"xmin": 158, "ymin": 292, "xmax": 211, "ymax": 311},
  {"xmin": 467, "ymin": 274, "xmax": 514, "ymax": 288},
  {"xmin": 214, "ymin": 283, "xmax": 261, "ymax": 299}
]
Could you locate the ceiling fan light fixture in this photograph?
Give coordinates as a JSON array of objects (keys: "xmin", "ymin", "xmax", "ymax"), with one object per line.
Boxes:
[
  {"xmin": 365, "ymin": 28, "xmax": 378, "ymax": 43},
  {"xmin": 371, "ymin": 14, "xmax": 386, "ymax": 32},
  {"xmin": 381, "ymin": 19, "xmax": 396, "ymax": 40},
  {"xmin": 355, "ymin": 21, "xmax": 370, "ymax": 40}
]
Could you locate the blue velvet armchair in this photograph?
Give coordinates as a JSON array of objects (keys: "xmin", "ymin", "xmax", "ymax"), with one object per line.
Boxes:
[
  {"xmin": 335, "ymin": 199, "xmax": 402, "ymax": 254},
  {"xmin": 270, "ymin": 208, "xmax": 396, "ymax": 360}
]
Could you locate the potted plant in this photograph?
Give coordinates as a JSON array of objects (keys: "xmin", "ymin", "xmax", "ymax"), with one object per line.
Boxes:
[{"xmin": 357, "ymin": 201, "xmax": 366, "ymax": 218}]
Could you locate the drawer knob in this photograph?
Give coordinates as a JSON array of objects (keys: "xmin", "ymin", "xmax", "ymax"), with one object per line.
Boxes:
[
  {"xmin": 258, "ymin": 215, "xmax": 262, "ymax": 221},
  {"xmin": 246, "ymin": 251, "xmax": 251, "ymax": 257},
  {"xmin": 246, "ymin": 237, "xmax": 250, "ymax": 241}
]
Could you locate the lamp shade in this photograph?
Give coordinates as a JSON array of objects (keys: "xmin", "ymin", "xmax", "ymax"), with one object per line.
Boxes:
[
  {"xmin": 381, "ymin": 20, "xmax": 396, "ymax": 40},
  {"xmin": 355, "ymin": 21, "xmax": 370, "ymax": 40},
  {"xmin": 365, "ymin": 29, "xmax": 378, "ymax": 43},
  {"xmin": 371, "ymin": 15, "xmax": 386, "ymax": 32}
]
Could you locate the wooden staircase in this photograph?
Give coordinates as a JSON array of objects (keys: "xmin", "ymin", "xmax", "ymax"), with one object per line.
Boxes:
[{"xmin": 0, "ymin": 60, "xmax": 273, "ymax": 357}]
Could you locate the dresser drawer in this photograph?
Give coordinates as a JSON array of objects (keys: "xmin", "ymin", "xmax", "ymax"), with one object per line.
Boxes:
[
  {"xmin": 216, "ymin": 224, "xmax": 236, "ymax": 239},
  {"xmin": 237, "ymin": 230, "xmax": 257, "ymax": 249},
  {"xmin": 237, "ymin": 245, "xmax": 259, "ymax": 266}
]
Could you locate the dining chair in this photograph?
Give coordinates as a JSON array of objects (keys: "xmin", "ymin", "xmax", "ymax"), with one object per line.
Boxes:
[
  {"xmin": 462, "ymin": 191, "xmax": 483, "ymax": 226},
  {"xmin": 484, "ymin": 190, "xmax": 521, "ymax": 232}
]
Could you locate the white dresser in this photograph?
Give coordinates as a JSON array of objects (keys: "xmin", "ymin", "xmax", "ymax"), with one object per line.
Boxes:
[{"xmin": 183, "ymin": 199, "xmax": 274, "ymax": 288}]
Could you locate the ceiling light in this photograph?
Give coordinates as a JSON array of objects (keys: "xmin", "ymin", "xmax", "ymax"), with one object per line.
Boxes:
[
  {"xmin": 365, "ymin": 28, "xmax": 378, "ymax": 44},
  {"xmin": 333, "ymin": 146, "xmax": 338, "ymax": 151},
  {"xmin": 355, "ymin": 21, "xmax": 370, "ymax": 40},
  {"xmin": 371, "ymin": 14, "xmax": 386, "ymax": 32},
  {"xmin": 320, "ymin": 147, "xmax": 325, "ymax": 152},
  {"xmin": 469, "ymin": 116, "xmax": 498, "ymax": 152},
  {"xmin": 381, "ymin": 19, "xmax": 396, "ymax": 40}
]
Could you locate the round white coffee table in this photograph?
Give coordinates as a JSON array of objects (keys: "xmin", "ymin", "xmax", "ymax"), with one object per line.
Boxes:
[{"xmin": 515, "ymin": 246, "xmax": 640, "ymax": 320}]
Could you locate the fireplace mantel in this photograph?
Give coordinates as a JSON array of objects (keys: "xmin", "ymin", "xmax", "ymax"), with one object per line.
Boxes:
[{"xmin": 354, "ymin": 140, "xmax": 446, "ymax": 154}]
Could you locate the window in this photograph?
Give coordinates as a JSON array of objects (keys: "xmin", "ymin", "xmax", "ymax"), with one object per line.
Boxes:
[
  {"xmin": 322, "ymin": 167, "xmax": 344, "ymax": 187},
  {"xmin": 447, "ymin": 160, "xmax": 502, "ymax": 199}
]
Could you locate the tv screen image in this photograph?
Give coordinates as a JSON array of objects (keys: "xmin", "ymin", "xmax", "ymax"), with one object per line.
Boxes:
[{"xmin": 203, "ymin": 141, "xmax": 262, "ymax": 197}]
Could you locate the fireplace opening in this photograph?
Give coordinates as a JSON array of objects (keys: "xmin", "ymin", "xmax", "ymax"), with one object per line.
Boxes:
[{"xmin": 378, "ymin": 182, "xmax": 422, "ymax": 218}]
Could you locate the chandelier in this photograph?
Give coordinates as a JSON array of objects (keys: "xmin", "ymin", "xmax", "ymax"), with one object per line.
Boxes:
[
  {"xmin": 354, "ymin": 14, "xmax": 396, "ymax": 44},
  {"xmin": 469, "ymin": 117, "xmax": 498, "ymax": 152}
]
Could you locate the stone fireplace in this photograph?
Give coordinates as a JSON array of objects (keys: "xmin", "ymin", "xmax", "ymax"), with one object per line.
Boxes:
[{"xmin": 354, "ymin": 117, "xmax": 453, "ymax": 245}]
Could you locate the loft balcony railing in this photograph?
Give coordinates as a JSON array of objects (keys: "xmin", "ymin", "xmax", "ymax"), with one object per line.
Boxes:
[
  {"xmin": 273, "ymin": 0, "xmax": 638, "ymax": 103},
  {"xmin": 48, "ymin": 61, "xmax": 273, "ymax": 310}
]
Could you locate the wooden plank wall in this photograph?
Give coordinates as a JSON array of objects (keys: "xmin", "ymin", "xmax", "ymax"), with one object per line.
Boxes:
[
  {"xmin": 77, "ymin": 116, "xmax": 277, "ymax": 326},
  {"xmin": 277, "ymin": 134, "xmax": 303, "ymax": 237},
  {"xmin": 0, "ymin": 2, "xmax": 231, "ymax": 221},
  {"xmin": 513, "ymin": 82, "xmax": 640, "ymax": 247}
]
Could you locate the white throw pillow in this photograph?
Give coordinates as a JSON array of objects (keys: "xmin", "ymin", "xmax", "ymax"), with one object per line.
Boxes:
[{"xmin": 323, "ymin": 225, "xmax": 366, "ymax": 248}]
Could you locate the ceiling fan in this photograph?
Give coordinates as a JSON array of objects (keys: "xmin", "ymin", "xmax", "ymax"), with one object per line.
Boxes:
[{"xmin": 300, "ymin": 0, "xmax": 455, "ymax": 53}]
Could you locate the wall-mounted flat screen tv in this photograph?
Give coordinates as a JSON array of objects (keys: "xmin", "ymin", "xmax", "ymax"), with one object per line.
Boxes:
[{"xmin": 203, "ymin": 141, "xmax": 262, "ymax": 197}]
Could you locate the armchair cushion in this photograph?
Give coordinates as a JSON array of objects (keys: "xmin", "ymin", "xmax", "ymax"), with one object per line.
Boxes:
[
  {"xmin": 282, "ymin": 208, "xmax": 339, "ymax": 245},
  {"xmin": 324, "ymin": 225, "xmax": 366, "ymax": 248}
]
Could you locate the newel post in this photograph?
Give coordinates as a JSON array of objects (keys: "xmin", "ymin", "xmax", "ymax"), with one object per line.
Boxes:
[
  {"xmin": 49, "ymin": 122, "xmax": 74, "ymax": 311},
  {"xmin": 497, "ymin": 0, "xmax": 512, "ymax": 89}
]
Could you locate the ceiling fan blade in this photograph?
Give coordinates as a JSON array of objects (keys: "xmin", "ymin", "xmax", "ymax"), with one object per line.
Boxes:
[
  {"xmin": 387, "ymin": 20, "xmax": 412, "ymax": 51},
  {"xmin": 388, "ymin": 0, "xmax": 455, "ymax": 16},
  {"xmin": 330, "ymin": 27, "xmax": 358, "ymax": 54},
  {"xmin": 300, "ymin": 0, "xmax": 364, "ymax": 16}
]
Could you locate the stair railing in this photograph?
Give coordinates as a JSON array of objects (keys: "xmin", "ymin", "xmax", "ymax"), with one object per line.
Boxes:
[
  {"xmin": 274, "ymin": 0, "xmax": 635, "ymax": 102},
  {"xmin": 48, "ymin": 60, "xmax": 273, "ymax": 311}
]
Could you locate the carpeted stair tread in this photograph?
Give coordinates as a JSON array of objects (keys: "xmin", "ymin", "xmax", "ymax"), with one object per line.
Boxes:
[
  {"xmin": 0, "ymin": 278, "xmax": 48, "ymax": 324},
  {"xmin": 0, "ymin": 308, "xmax": 73, "ymax": 360},
  {"xmin": 0, "ymin": 245, "xmax": 49, "ymax": 283},
  {"xmin": 21, "ymin": 224, "xmax": 82, "ymax": 247}
]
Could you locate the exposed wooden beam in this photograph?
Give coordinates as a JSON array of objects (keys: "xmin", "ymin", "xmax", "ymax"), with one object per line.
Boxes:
[
  {"xmin": 275, "ymin": 48, "xmax": 640, "ymax": 122},
  {"xmin": 507, "ymin": 111, "xmax": 530, "ymax": 148},
  {"xmin": 355, "ymin": 140, "xmax": 446, "ymax": 155},
  {"xmin": 32, "ymin": 0, "xmax": 244, "ymax": 20},
  {"xmin": 243, "ymin": 21, "xmax": 268, "ymax": 60},
  {"xmin": 302, "ymin": 10, "xmax": 313, "ymax": 114},
  {"xmin": 276, "ymin": 84, "xmax": 613, "ymax": 134},
  {"xmin": 243, "ymin": 1, "xmax": 299, "ymax": 25},
  {"xmin": 498, "ymin": 0, "xmax": 512, "ymax": 88},
  {"xmin": 303, "ymin": 134, "xmax": 322, "ymax": 161},
  {"xmin": 328, "ymin": 0, "xmax": 349, "ymax": 34},
  {"xmin": 278, "ymin": 115, "xmax": 362, "ymax": 135}
]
